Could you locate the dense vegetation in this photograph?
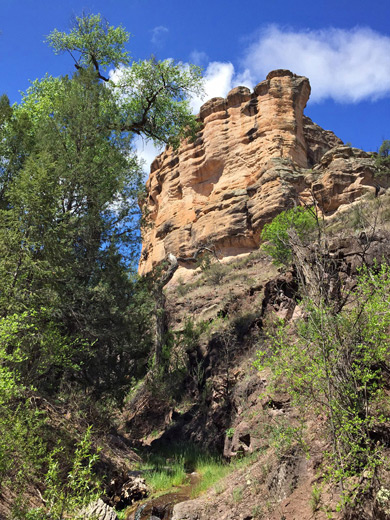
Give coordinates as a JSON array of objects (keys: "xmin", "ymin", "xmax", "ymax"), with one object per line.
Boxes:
[
  {"xmin": 0, "ymin": 13, "xmax": 203, "ymax": 518},
  {"xmin": 258, "ymin": 204, "xmax": 390, "ymax": 512},
  {"xmin": 260, "ymin": 205, "xmax": 317, "ymax": 266}
]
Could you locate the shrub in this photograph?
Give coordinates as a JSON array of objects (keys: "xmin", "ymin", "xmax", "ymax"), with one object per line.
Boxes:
[
  {"xmin": 225, "ymin": 427, "xmax": 235, "ymax": 439},
  {"xmin": 255, "ymin": 263, "xmax": 390, "ymax": 504},
  {"xmin": 375, "ymin": 139, "xmax": 390, "ymax": 175},
  {"xmin": 260, "ymin": 206, "xmax": 317, "ymax": 266},
  {"xmin": 203, "ymin": 262, "xmax": 230, "ymax": 284}
]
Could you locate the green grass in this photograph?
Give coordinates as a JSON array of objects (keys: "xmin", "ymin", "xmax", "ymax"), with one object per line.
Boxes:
[
  {"xmin": 139, "ymin": 450, "xmax": 188, "ymax": 492},
  {"xmin": 144, "ymin": 463, "xmax": 187, "ymax": 492},
  {"xmin": 193, "ymin": 450, "xmax": 261, "ymax": 497},
  {"xmin": 191, "ymin": 457, "xmax": 232, "ymax": 497},
  {"xmin": 138, "ymin": 443, "xmax": 207, "ymax": 493},
  {"xmin": 138, "ymin": 442, "xmax": 259, "ymax": 497},
  {"xmin": 137, "ymin": 442, "xmax": 263, "ymax": 501}
]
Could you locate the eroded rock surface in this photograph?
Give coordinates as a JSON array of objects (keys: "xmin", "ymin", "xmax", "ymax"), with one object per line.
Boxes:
[
  {"xmin": 107, "ymin": 474, "xmax": 148, "ymax": 509},
  {"xmin": 142, "ymin": 69, "xmax": 377, "ymax": 274},
  {"xmin": 139, "ymin": 69, "xmax": 387, "ymax": 275}
]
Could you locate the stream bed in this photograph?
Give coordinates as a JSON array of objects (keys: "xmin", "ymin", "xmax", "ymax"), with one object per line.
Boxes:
[{"xmin": 125, "ymin": 473, "xmax": 200, "ymax": 520}]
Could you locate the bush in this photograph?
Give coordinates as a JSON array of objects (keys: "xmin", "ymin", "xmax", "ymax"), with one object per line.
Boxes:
[
  {"xmin": 375, "ymin": 139, "xmax": 390, "ymax": 175},
  {"xmin": 255, "ymin": 263, "xmax": 390, "ymax": 505},
  {"xmin": 200, "ymin": 261, "xmax": 231, "ymax": 285},
  {"xmin": 0, "ymin": 312, "xmax": 102, "ymax": 518},
  {"xmin": 260, "ymin": 206, "xmax": 317, "ymax": 266}
]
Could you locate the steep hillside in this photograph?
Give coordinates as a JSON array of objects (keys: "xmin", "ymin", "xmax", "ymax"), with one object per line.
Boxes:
[{"xmin": 125, "ymin": 192, "xmax": 390, "ymax": 520}]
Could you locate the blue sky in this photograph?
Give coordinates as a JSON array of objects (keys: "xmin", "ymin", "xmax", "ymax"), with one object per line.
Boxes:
[{"xmin": 1, "ymin": 0, "xmax": 389, "ymax": 168}]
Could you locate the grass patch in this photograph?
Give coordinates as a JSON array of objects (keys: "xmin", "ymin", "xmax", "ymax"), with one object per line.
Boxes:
[
  {"xmin": 191, "ymin": 457, "xmax": 232, "ymax": 497},
  {"xmin": 137, "ymin": 443, "xmax": 261, "ymax": 497},
  {"xmin": 139, "ymin": 450, "xmax": 188, "ymax": 493},
  {"xmin": 138, "ymin": 443, "xmax": 218, "ymax": 493},
  {"xmin": 144, "ymin": 462, "xmax": 187, "ymax": 492},
  {"xmin": 191, "ymin": 450, "xmax": 261, "ymax": 497}
]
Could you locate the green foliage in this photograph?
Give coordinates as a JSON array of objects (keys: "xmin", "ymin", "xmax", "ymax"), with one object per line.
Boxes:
[
  {"xmin": 225, "ymin": 427, "xmax": 235, "ymax": 439},
  {"xmin": 310, "ymin": 484, "xmax": 322, "ymax": 512},
  {"xmin": 0, "ymin": 310, "xmax": 82, "ymax": 394},
  {"xmin": 191, "ymin": 450, "xmax": 259, "ymax": 498},
  {"xmin": 24, "ymin": 428, "xmax": 101, "ymax": 520},
  {"xmin": 0, "ymin": 94, "xmax": 12, "ymax": 126},
  {"xmin": 0, "ymin": 11, "xmax": 205, "ymax": 513},
  {"xmin": 139, "ymin": 444, "xmax": 196, "ymax": 492},
  {"xmin": 46, "ymin": 13, "xmax": 204, "ymax": 146},
  {"xmin": 0, "ymin": 68, "xmax": 152, "ymax": 400},
  {"xmin": 45, "ymin": 427, "xmax": 100, "ymax": 518},
  {"xmin": 111, "ymin": 57, "xmax": 204, "ymax": 147},
  {"xmin": 0, "ymin": 313, "xmax": 47, "ymax": 489},
  {"xmin": 379, "ymin": 140, "xmax": 390, "ymax": 157},
  {"xmin": 376, "ymin": 139, "xmax": 390, "ymax": 175},
  {"xmin": 0, "ymin": 11, "xmax": 203, "ymax": 403},
  {"xmin": 260, "ymin": 206, "xmax": 317, "ymax": 266},
  {"xmin": 0, "ymin": 313, "xmax": 101, "ymax": 517},
  {"xmin": 46, "ymin": 13, "xmax": 130, "ymax": 75},
  {"xmin": 255, "ymin": 263, "xmax": 390, "ymax": 501},
  {"xmin": 262, "ymin": 417, "xmax": 307, "ymax": 459},
  {"xmin": 137, "ymin": 442, "xmax": 255, "ymax": 498},
  {"xmin": 147, "ymin": 317, "xmax": 212, "ymax": 400},
  {"xmin": 144, "ymin": 462, "xmax": 187, "ymax": 492}
]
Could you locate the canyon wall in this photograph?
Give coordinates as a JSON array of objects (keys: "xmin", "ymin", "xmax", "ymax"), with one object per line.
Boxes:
[{"xmin": 139, "ymin": 69, "xmax": 379, "ymax": 274}]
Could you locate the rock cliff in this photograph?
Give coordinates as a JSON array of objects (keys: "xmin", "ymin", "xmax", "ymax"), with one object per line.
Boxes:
[{"xmin": 139, "ymin": 69, "xmax": 380, "ymax": 275}]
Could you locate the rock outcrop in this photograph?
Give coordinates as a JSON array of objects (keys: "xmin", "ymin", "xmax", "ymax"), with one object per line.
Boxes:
[{"xmin": 139, "ymin": 70, "xmax": 381, "ymax": 275}]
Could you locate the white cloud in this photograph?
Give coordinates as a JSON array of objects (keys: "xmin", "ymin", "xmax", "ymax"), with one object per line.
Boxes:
[
  {"xmin": 151, "ymin": 25, "xmax": 169, "ymax": 46},
  {"xmin": 239, "ymin": 26, "xmax": 390, "ymax": 103},
  {"xmin": 189, "ymin": 50, "xmax": 209, "ymax": 66},
  {"xmin": 133, "ymin": 135, "xmax": 162, "ymax": 176},
  {"xmin": 108, "ymin": 65, "xmax": 124, "ymax": 84},
  {"xmin": 190, "ymin": 61, "xmax": 237, "ymax": 113}
]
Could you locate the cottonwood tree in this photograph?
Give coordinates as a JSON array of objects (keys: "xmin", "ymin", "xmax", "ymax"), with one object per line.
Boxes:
[
  {"xmin": 0, "ymin": 13, "xmax": 205, "ymax": 514},
  {"xmin": 0, "ymin": 13, "xmax": 204, "ymax": 400}
]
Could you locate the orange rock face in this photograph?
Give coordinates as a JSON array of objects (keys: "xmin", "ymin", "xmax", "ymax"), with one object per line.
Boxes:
[{"xmin": 139, "ymin": 70, "xmax": 379, "ymax": 275}]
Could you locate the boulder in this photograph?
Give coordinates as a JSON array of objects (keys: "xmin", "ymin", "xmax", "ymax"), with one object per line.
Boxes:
[
  {"xmin": 83, "ymin": 498, "xmax": 118, "ymax": 520},
  {"xmin": 108, "ymin": 474, "xmax": 149, "ymax": 509}
]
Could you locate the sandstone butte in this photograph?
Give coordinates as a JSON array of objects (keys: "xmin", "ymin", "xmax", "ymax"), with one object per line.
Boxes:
[{"xmin": 139, "ymin": 69, "xmax": 382, "ymax": 276}]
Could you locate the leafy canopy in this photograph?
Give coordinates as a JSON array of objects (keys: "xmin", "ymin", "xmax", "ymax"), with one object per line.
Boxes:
[
  {"xmin": 260, "ymin": 206, "xmax": 317, "ymax": 266},
  {"xmin": 46, "ymin": 13, "xmax": 130, "ymax": 80},
  {"xmin": 0, "ymin": 13, "xmax": 205, "ymax": 402},
  {"xmin": 376, "ymin": 139, "xmax": 390, "ymax": 175},
  {"xmin": 0, "ymin": 12, "xmax": 205, "ymax": 511},
  {"xmin": 111, "ymin": 58, "xmax": 203, "ymax": 147},
  {"xmin": 46, "ymin": 13, "xmax": 204, "ymax": 147}
]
